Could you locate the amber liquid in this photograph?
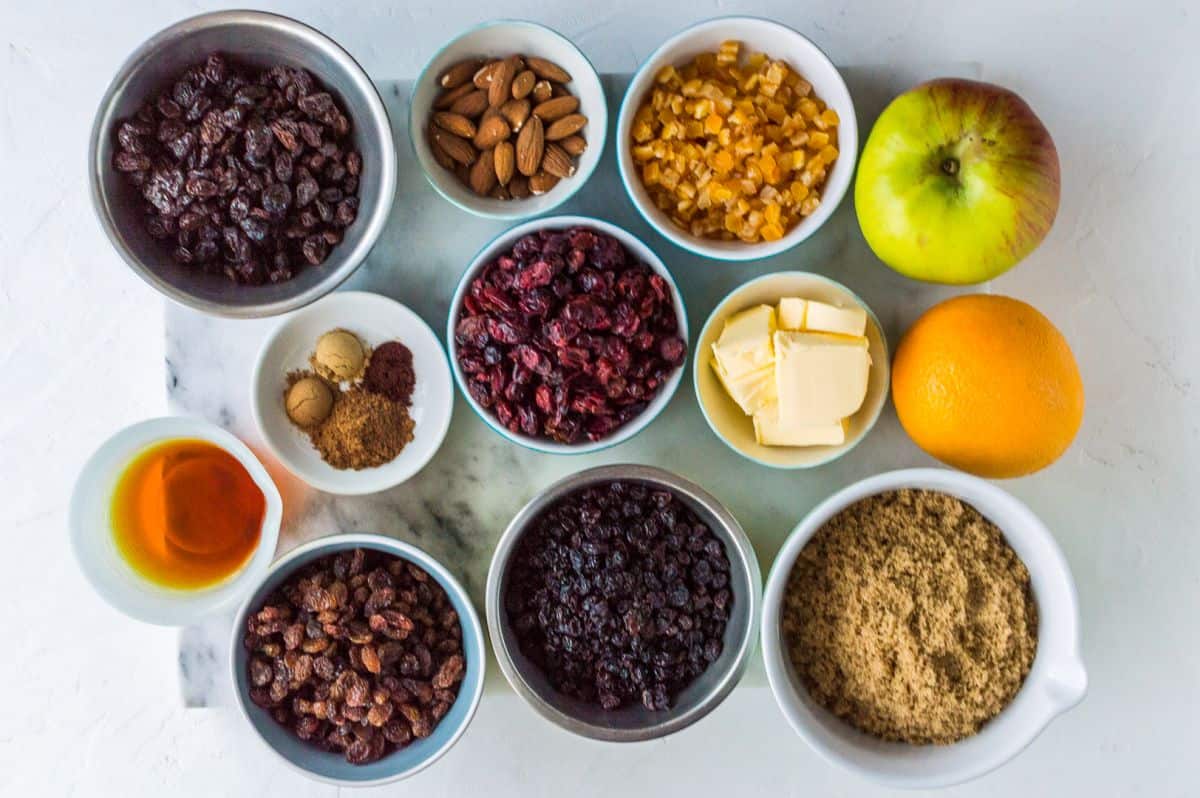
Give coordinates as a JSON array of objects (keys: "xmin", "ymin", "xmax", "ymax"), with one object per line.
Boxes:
[{"xmin": 111, "ymin": 438, "xmax": 265, "ymax": 589}]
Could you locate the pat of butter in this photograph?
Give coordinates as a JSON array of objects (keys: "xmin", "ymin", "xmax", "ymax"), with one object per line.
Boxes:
[
  {"xmin": 777, "ymin": 297, "xmax": 808, "ymax": 330},
  {"xmin": 753, "ymin": 403, "xmax": 847, "ymax": 446},
  {"xmin": 711, "ymin": 304, "xmax": 777, "ymax": 380},
  {"xmin": 713, "ymin": 361, "xmax": 777, "ymax": 415},
  {"xmin": 803, "ymin": 300, "xmax": 867, "ymax": 337},
  {"xmin": 774, "ymin": 331, "xmax": 871, "ymax": 426}
]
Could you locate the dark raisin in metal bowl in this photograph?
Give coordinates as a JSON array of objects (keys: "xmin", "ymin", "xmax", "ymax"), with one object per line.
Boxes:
[
  {"xmin": 90, "ymin": 10, "xmax": 396, "ymax": 318},
  {"xmin": 485, "ymin": 464, "xmax": 762, "ymax": 741}
]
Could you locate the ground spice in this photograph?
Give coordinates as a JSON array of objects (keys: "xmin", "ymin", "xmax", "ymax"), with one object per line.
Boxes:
[
  {"xmin": 308, "ymin": 387, "xmax": 414, "ymax": 470},
  {"xmin": 782, "ymin": 489, "xmax": 1037, "ymax": 745},
  {"xmin": 364, "ymin": 341, "xmax": 415, "ymax": 405}
]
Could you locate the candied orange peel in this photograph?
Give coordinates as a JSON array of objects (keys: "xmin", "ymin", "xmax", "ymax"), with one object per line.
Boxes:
[{"xmin": 630, "ymin": 40, "xmax": 839, "ymax": 243}]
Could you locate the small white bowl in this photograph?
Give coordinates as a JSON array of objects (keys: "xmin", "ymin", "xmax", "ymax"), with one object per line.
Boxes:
[
  {"xmin": 447, "ymin": 215, "xmax": 688, "ymax": 454},
  {"xmin": 410, "ymin": 20, "xmax": 607, "ymax": 220},
  {"xmin": 762, "ymin": 468, "xmax": 1088, "ymax": 789},
  {"xmin": 252, "ymin": 291, "xmax": 453, "ymax": 495},
  {"xmin": 69, "ymin": 416, "xmax": 282, "ymax": 626},
  {"xmin": 617, "ymin": 16, "xmax": 857, "ymax": 261},
  {"xmin": 694, "ymin": 271, "xmax": 888, "ymax": 469}
]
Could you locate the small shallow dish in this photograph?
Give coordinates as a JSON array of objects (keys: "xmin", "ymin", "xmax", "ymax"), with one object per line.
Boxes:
[
  {"xmin": 69, "ymin": 416, "xmax": 282, "ymax": 625},
  {"xmin": 762, "ymin": 468, "xmax": 1088, "ymax": 789},
  {"xmin": 447, "ymin": 215, "xmax": 688, "ymax": 454},
  {"xmin": 617, "ymin": 16, "xmax": 856, "ymax": 261},
  {"xmin": 230, "ymin": 533, "xmax": 485, "ymax": 786},
  {"xmin": 90, "ymin": 10, "xmax": 397, "ymax": 318},
  {"xmin": 410, "ymin": 20, "xmax": 607, "ymax": 220},
  {"xmin": 694, "ymin": 271, "xmax": 888, "ymax": 469},
  {"xmin": 252, "ymin": 291, "xmax": 453, "ymax": 494},
  {"xmin": 486, "ymin": 464, "xmax": 761, "ymax": 741}
]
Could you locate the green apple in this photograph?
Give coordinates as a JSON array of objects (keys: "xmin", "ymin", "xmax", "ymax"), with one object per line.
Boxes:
[{"xmin": 855, "ymin": 78, "xmax": 1060, "ymax": 285}]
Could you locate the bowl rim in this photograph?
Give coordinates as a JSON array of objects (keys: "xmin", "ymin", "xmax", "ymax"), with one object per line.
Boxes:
[
  {"xmin": 485, "ymin": 464, "xmax": 762, "ymax": 741},
  {"xmin": 228, "ymin": 532, "xmax": 487, "ymax": 787},
  {"xmin": 249, "ymin": 289, "xmax": 455, "ymax": 495},
  {"xmin": 615, "ymin": 15, "xmax": 858, "ymax": 262},
  {"xmin": 408, "ymin": 18, "xmax": 608, "ymax": 221},
  {"xmin": 88, "ymin": 9, "xmax": 398, "ymax": 319},
  {"xmin": 68, "ymin": 415, "xmax": 283, "ymax": 626},
  {"xmin": 691, "ymin": 270, "xmax": 889, "ymax": 469},
  {"xmin": 760, "ymin": 468, "xmax": 1088, "ymax": 789},
  {"xmin": 446, "ymin": 215, "xmax": 688, "ymax": 454}
]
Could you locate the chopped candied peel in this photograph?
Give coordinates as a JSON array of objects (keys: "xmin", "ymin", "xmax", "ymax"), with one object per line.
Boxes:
[{"xmin": 631, "ymin": 40, "xmax": 840, "ymax": 243}]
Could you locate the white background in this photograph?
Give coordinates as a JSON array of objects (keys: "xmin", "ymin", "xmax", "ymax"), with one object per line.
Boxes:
[{"xmin": 3, "ymin": 0, "xmax": 1198, "ymax": 795}]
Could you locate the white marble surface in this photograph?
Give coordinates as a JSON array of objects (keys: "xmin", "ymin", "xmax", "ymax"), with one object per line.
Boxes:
[{"xmin": 3, "ymin": 1, "xmax": 1199, "ymax": 796}]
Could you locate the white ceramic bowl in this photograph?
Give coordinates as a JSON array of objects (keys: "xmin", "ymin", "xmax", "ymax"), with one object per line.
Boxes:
[
  {"xmin": 694, "ymin": 272, "xmax": 888, "ymax": 469},
  {"xmin": 447, "ymin": 215, "xmax": 688, "ymax": 454},
  {"xmin": 252, "ymin": 291, "xmax": 453, "ymax": 494},
  {"xmin": 617, "ymin": 16, "xmax": 857, "ymax": 261},
  {"xmin": 410, "ymin": 20, "xmax": 607, "ymax": 220},
  {"xmin": 69, "ymin": 416, "xmax": 282, "ymax": 625},
  {"xmin": 230, "ymin": 533, "xmax": 486, "ymax": 786},
  {"xmin": 761, "ymin": 468, "xmax": 1088, "ymax": 789}
]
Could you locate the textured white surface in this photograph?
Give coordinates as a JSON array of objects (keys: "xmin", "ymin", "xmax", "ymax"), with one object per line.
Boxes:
[{"xmin": 2, "ymin": 1, "xmax": 1198, "ymax": 796}]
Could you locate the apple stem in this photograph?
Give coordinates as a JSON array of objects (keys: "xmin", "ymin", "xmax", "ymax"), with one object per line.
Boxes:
[{"xmin": 941, "ymin": 157, "xmax": 960, "ymax": 177}]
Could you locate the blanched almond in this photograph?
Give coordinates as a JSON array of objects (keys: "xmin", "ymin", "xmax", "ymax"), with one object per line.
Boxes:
[
  {"xmin": 558, "ymin": 135, "xmax": 587, "ymax": 156},
  {"xmin": 532, "ymin": 96, "xmax": 579, "ymax": 122},
  {"xmin": 526, "ymin": 56, "xmax": 572, "ymax": 84},
  {"xmin": 433, "ymin": 112, "xmax": 476, "ymax": 139},
  {"xmin": 500, "ymin": 99, "xmax": 531, "ymax": 132},
  {"xmin": 493, "ymin": 141, "xmax": 515, "ymax": 186},
  {"xmin": 516, "ymin": 115, "xmax": 544, "ymax": 177},
  {"xmin": 449, "ymin": 89, "xmax": 488, "ymax": 117},
  {"xmin": 545, "ymin": 113, "xmax": 587, "ymax": 141},
  {"xmin": 440, "ymin": 59, "xmax": 484, "ymax": 89},
  {"xmin": 474, "ymin": 115, "xmax": 511, "ymax": 149}
]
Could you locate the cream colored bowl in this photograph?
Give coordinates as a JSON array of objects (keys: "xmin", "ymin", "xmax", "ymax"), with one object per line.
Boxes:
[{"xmin": 693, "ymin": 272, "xmax": 889, "ymax": 468}]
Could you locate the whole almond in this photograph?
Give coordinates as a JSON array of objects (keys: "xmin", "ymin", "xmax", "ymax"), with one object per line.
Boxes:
[
  {"xmin": 440, "ymin": 59, "xmax": 483, "ymax": 89},
  {"xmin": 488, "ymin": 58, "xmax": 517, "ymax": 108},
  {"xmin": 434, "ymin": 82, "xmax": 475, "ymax": 110},
  {"xmin": 532, "ymin": 95, "xmax": 579, "ymax": 122},
  {"xmin": 432, "ymin": 129, "xmax": 477, "ymax": 166},
  {"xmin": 493, "ymin": 141, "xmax": 515, "ymax": 186},
  {"xmin": 469, "ymin": 148, "xmax": 497, "ymax": 196},
  {"xmin": 526, "ymin": 56, "xmax": 572, "ymax": 84},
  {"xmin": 516, "ymin": 115, "xmax": 544, "ymax": 177},
  {"xmin": 545, "ymin": 114, "xmax": 587, "ymax": 141},
  {"xmin": 532, "ymin": 79, "xmax": 553, "ymax": 103},
  {"xmin": 428, "ymin": 126, "xmax": 458, "ymax": 170},
  {"xmin": 512, "ymin": 70, "xmax": 536, "ymax": 100},
  {"xmin": 509, "ymin": 175, "xmax": 531, "ymax": 199},
  {"xmin": 500, "ymin": 99, "xmax": 531, "ymax": 132},
  {"xmin": 455, "ymin": 161, "xmax": 471, "ymax": 185},
  {"xmin": 449, "ymin": 89, "xmax": 488, "ymax": 117},
  {"xmin": 541, "ymin": 143, "xmax": 576, "ymax": 179},
  {"xmin": 529, "ymin": 171, "xmax": 560, "ymax": 195},
  {"xmin": 433, "ymin": 112, "xmax": 476, "ymax": 139},
  {"xmin": 474, "ymin": 115, "xmax": 511, "ymax": 149},
  {"xmin": 558, "ymin": 135, "xmax": 587, "ymax": 156},
  {"xmin": 473, "ymin": 60, "xmax": 502, "ymax": 88},
  {"xmin": 490, "ymin": 183, "xmax": 511, "ymax": 200}
]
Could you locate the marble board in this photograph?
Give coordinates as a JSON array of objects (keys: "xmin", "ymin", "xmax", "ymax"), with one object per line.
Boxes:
[{"xmin": 170, "ymin": 64, "xmax": 979, "ymax": 707}]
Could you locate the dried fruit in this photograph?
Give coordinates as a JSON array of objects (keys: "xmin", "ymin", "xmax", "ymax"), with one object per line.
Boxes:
[{"xmin": 243, "ymin": 549, "xmax": 466, "ymax": 766}]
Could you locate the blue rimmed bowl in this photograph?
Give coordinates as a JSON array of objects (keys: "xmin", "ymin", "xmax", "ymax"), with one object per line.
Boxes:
[
  {"xmin": 693, "ymin": 271, "xmax": 889, "ymax": 469},
  {"xmin": 447, "ymin": 215, "xmax": 689, "ymax": 454},
  {"xmin": 616, "ymin": 16, "xmax": 856, "ymax": 261},
  {"xmin": 229, "ymin": 533, "xmax": 485, "ymax": 787},
  {"xmin": 410, "ymin": 20, "xmax": 607, "ymax": 220}
]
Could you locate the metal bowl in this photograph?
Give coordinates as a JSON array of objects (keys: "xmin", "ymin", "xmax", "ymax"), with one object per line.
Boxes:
[
  {"xmin": 89, "ymin": 11, "xmax": 397, "ymax": 318},
  {"xmin": 486, "ymin": 464, "xmax": 762, "ymax": 741}
]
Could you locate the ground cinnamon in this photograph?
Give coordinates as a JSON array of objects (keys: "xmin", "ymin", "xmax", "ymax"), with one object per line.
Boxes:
[
  {"xmin": 782, "ymin": 489, "xmax": 1037, "ymax": 745},
  {"xmin": 308, "ymin": 387, "xmax": 414, "ymax": 470}
]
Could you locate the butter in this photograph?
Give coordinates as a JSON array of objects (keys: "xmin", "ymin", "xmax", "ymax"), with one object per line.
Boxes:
[
  {"xmin": 710, "ymin": 304, "xmax": 776, "ymax": 379},
  {"xmin": 774, "ymin": 331, "xmax": 871, "ymax": 426},
  {"xmin": 713, "ymin": 360, "xmax": 777, "ymax": 415},
  {"xmin": 753, "ymin": 403, "xmax": 847, "ymax": 446},
  {"xmin": 802, "ymin": 300, "xmax": 867, "ymax": 337},
  {"xmin": 777, "ymin": 297, "xmax": 808, "ymax": 330}
]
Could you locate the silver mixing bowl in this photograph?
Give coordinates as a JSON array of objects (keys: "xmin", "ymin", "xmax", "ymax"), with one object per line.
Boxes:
[
  {"xmin": 486, "ymin": 464, "xmax": 762, "ymax": 741},
  {"xmin": 89, "ymin": 11, "xmax": 397, "ymax": 318}
]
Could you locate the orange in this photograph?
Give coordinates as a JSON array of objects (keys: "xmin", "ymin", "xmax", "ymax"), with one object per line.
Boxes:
[{"xmin": 891, "ymin": 295, "xmax": 1084, "ymax": 478}]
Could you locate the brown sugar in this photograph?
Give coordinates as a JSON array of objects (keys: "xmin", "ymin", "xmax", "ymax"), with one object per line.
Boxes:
[
  {"xmin": 781, "ymin": 489, "xmax": 1038, "ymax": 745},
  {"xmin": 309, "ymin": 387, "xmax": 414, "ymax": 470}
]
